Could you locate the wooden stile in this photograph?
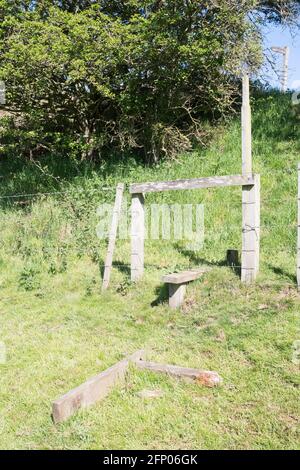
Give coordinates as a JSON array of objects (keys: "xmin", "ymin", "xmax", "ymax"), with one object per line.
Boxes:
[
  {"xmin": 128, "ymin": 77, "xmax": 259, "ymax": 285},
  {"xmin": 130, "ymin": 173, "xmax": 259, "ymax": 283},
  {"xmin": 102, "ymin": 183, "xmax": 124, "ymax": 291}
]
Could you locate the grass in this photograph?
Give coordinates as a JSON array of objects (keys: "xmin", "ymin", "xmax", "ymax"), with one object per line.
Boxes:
[{"xmin": 0, "ymin": 91, "xmax": 299, "ymax": 450}]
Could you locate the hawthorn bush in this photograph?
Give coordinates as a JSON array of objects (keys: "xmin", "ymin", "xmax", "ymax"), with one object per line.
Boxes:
[{"xmin": 0, "ymin": 1, "xmax": 299, "ymax": 163}]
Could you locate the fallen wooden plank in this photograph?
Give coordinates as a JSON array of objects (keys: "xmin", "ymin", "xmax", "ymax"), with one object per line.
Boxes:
[
  {"xmin": 135, "ymin": 361, "xmax": 222, "ymax": 388},
  {"xmin": 102, "ymin": 183, "xmax": 125, "ymax": 291},
  {"xmin": 52, "ymin": 350, "xmax": 145, "ymax": 424},
  {"xmin": 162, "ymin": 268, "xmax": 209, "ymax": 285},
  {"xmin": 130, "ymin": 174, "xmax": 255, "ymax": 194}
]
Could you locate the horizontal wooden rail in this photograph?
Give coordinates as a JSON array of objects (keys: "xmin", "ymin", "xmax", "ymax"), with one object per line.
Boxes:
[{"xmin": 130, "ymin": 174, "xmax": 255, "ymax": 194}]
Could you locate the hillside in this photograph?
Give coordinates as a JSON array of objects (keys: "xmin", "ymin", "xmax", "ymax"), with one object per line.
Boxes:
[{"xmin": 0, "ymin": 92, "xmax": 299, "ymax": 450}]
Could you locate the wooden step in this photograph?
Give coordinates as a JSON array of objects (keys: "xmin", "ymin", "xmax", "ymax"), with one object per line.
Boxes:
[
  {"xmin": 162, "ymin": 268, "xmax": 210, "ymax": 309},
  {"xmin": 162, "ymin": 268, "xmax": 208, "ymax": 285}
]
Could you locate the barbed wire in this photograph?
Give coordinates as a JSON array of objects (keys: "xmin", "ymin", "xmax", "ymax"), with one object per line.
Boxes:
[
  {"xmin": 0, "ymin": 167, "xmax": 299, "ymax": 200},
  {"xmin": 0, "ymin": 187, "xmax": 116, "ymax": 199},
  {"xmin": 1, "ymin": 223, "xmax": 297, "ymax": 229}
]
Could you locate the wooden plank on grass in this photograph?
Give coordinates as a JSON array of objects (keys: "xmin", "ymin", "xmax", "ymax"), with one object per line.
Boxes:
[
  {"xmin": 52, "ymin": 350, "xmax": 145, "ymax": 424},
  {"xmin": 135, "ymin": 361, "xmax": 222, "ymax": 388},
  {"xmin": 102, "ymin": 183, "xmax": 125, "ymax": 291},
  {"xmin": 130, "ymin": 174, "xmax": 255, "ymax": 194}
]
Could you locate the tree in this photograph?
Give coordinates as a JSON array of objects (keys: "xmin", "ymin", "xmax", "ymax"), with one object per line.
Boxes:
[
  {"xmin": 0, "ymin": 1, "xmax": 299, "ymax": 162},
  {"xmin": 258, "ymin": 0, "xmax": 300, "ymax": 22}
]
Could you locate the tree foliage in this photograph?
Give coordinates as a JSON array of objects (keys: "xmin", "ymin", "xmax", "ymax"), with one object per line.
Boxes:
[
  {"xmin": 0, "ymin": 1, "xmax": 298, "ymax": 162},
  {"xmin": 258, "ymin": 0, "xmax": 300, "ymax": 22}
]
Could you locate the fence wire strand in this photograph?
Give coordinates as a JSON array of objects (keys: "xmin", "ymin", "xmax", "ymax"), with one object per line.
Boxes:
[
  {"xmin": 0, "ymin": 187, "xmax": 115, "ymax": 199},
  {"xmin": 0, "ymin": 167, "xmax": 298, "ymax": 200}
]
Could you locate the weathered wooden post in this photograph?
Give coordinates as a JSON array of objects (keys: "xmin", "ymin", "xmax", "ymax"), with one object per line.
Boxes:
[
  {"xmin": 102, "ymin": 183, "xmax": 124, "ymax": 291},
  {"xmin": 131, "ymin": 193, "xmax": 145, "ymax": 281},
  {"xmin": 241, "ymin": 74, "xmax": 260, "ymax": 283},
  {"xmin": 241, "ymin": 74, "xmax": 252, "ymax": 176},
  {"xmin": 297, "ymin": 164, "xmax": 300, "ymax": 289},
  {"xmin": 241, "ymin": 175, "xmax": 260, "ymax": 283}
]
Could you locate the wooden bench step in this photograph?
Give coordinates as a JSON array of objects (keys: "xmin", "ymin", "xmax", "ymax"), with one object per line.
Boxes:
[
  {"xmin": 162, "ymin": 268, "xmax": 208, "ymax": 285},
  {"xmin": 162, "ymin": 268, "xmax": 210, "ymax": 309}
]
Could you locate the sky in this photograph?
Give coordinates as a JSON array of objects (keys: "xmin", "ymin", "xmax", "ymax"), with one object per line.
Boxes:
[{"xmin": 262, "ymin": 23, "xmax": 300, "ymax": 90}]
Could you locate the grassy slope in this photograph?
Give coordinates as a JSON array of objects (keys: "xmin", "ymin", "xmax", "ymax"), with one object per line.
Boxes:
[{"xmin": 0, "ymin": 92, "xmax": 299, "ymax": 450}]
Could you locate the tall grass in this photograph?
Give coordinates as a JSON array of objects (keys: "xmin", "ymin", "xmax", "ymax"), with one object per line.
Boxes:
[{"xmin": 0, "ymin": 91, "xmax": 298, "ymax": 288}]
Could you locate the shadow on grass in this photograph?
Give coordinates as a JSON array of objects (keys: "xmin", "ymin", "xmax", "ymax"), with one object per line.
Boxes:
[
  {"xmin": 267, "ymin": 265, "xmax": 297, "ymax": 285},
  {"xmin": 252, "ymin": 90, "xmax": 300, "ymax": 150},
  {"xmin": 99, "ymin": 260, "xmax": 131, "ymax": 279},
  {"xmin": 150, "ymin": 246, "xmax": 243, "ymax": 307},
  {"xmin": 175, "ymin": 244, "xmax": 241, "ymax": 278},
  {"xmin": 151, "ymin": 283, "xmax": 169, "ymax": 307}
]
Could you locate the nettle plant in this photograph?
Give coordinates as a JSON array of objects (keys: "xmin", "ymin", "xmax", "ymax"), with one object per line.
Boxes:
[{"xmin": 0, "ymin": 1, "xmax": 298, "ymax": 162}]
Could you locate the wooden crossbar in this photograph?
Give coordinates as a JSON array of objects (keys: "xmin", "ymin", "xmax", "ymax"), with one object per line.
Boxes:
[{"xmin": 130, "ymin": 174, "xmax": 255, "ymax": 194}]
